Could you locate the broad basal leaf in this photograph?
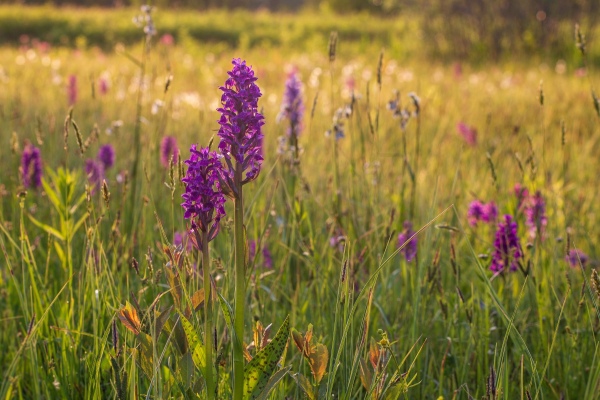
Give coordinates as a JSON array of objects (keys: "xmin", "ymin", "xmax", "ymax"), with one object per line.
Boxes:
[
  {"xmin": 243, "ymin": 315, "xmax": 290, "ymax": 400},
  {"xmin": 177, "ymin": 311, "xmax": 207, "ymax": 378}
]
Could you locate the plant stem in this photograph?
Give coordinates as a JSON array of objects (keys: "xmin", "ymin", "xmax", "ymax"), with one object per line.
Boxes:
[
  {"xmin": 202, "ymin": 232, "xmax": 215, "ymax": 400},
  {"xmin": 126, "ymin": 36, "xmax": 147, "ymax": 241},
  {"xmin": 233, "ymin": 166, "xmax": 245, "ymax": 400}
]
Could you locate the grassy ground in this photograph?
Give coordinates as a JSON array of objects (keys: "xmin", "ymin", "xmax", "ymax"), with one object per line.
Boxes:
[{"xmin": 0, "ymin": 6, "xmax": 600, "ymax": 400}]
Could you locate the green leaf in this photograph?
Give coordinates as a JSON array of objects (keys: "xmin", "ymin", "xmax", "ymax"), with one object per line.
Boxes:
[
  {"xmin": 177, "ymin": 311, "xmax": 207, "ymax": 378},
  {"xmin": 28, "ymin": 214, "xmax": 64, "ymax": 241},
  {"xmin": 136, "ymin": 332, "xmax": 154, "ymax": 379},
  {"xmin": 254, "ymin": 365, "xmax": 292, "ymax": 400},
  {"xmin": 179, "ymin": 351, "xmax": 195, "ymax": 389},
  {"xmin": 291, "ymin": 372, "xmax": 316, "ymax": 400},
  {"xmin": 155, "ymin": 305, "xmax": 173, "ymax": 338},
  {"xmin": 217, "ymin": 291, "xmax": 234, "ymax": 337},
  {"xmin": 70, "ymin": 212, "xmax": 89, "ymax": 239},
  {"xmin": 53, "ymin": 242, "xmax": 66, "ymax": 265},
  {"xmin": 41, "ymin": 177, "xmax": 64, "ymax": 217},
  {"xmin": 243, "ymin": 315, "xmax": 290, "ymax": 400}
]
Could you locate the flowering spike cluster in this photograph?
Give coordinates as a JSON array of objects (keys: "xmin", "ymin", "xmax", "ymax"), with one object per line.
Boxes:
[
  {"xmin": 21, "ymin": 144, "xmax": 43, "ymax": 189},
  {"xmin": 524, "ymin": 191, "xmax": 547, "ymax": 241},
  {"xmin": 397, "ymin": 221, "xmax": 417, "ymax": 262},
  {"xmin": 467, "ymin": 201, "xmax": 484, "ymax": 226},
  {"xmin": 490, "ymin": 215, "xmax": 523, "ymax": 273},
  {"xmin": 217, "ymin": 58, "xmax": 265, "ymax": 191},
  {"xmin": 483, "ymin": 202, "xmax": 498, "ymax": 223},
  {"xmin": 98, "ymin": 144, "xmax": 115, "ymax": 170},
  {"xmin": 467, "ymin": 200, "xmax": 498, "ymax": 226},
  {"xmin": 279, "ymin": 71, "xmax": 304, "ymax": 138},
  {"xmin": 566, "ymin": 249, "xmax": 588, "ymax": 268},
  {"xmin": 181, "ymin": 145, "xmax": 226, "ymax": 244},
  {"xmin": 456, "ymin": 122, "xmax": 477, "ymax": 146},
  {"xmin": 161, "ymin": 136, "xmax": 179, "ymax": 167},
  {"xmin": 85, "ymin": 159, "xmax": 104, "ymax": 193}
]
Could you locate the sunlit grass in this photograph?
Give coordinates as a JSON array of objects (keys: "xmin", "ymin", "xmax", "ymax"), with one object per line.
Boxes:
[{"xmin": 0, "ymin": 7, "xmax": 599, "ymax": 399}]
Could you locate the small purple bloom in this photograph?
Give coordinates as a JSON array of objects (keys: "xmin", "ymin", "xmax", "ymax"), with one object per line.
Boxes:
[
  {"xmin": 457, "ymin": 122, "xmax": 477, "ymax": 146},
  {"xmin": 21, "ymin": 144, "xmax": 43, "ymax": 189},
  {"xmin": 97, "ymin": 144, "xmax": 115, "ymax": 170},
  {"xmin": 160, "ymin": 136, "xmax": 179, "ymax": 168},
  {"xmin": 248, "ymin": 240, "xmax": 257, "ymax": 262},
  {"xmin": 67, "ymin": 75, "xmax": 78, "ymax": 105},
  {"xmin": 467, "ymin": 200, "xmax": 485, "ymax": 226},
  {"xmin": 262, "ymin": 245, "xmax": 273, "ymax": 269},
  {"xmin": 490, "ymin": 215, "xmax": 523, "ymax": 273},
  {"xmin": 98, "ymin": 78, "xmax": 109, "ymax": 95},
  {"xmin": 279, "ymin": 70, "xmax": 304, "ymax": 138},
  {"xmin": 248, "ymin": 240, "xmax": 273, "ymax": 269},
  {"xmin": 514, "ymin": 183, "xmax": 529, "ymax": 210},
  {"xmin": 397, "ymin": 221, "xmax": 417, "ymax": 262},
  {"xmin": 217, "ymin": 58, "xmax": 265, "ymax": 191},
  {"xmin": 482, "ymin": 201, "xmax": 498, "ymax": 223},
  {"xmin": 173, "ymin": 231, "xmax": 193, "ymax": 252},
  {"xmin": 85, "ymin": 159, "xmax": 104, "ymax": 193},
  {"xmin": 566, "ymin": 249, "xmax": 588, "ymax": 268},
  {"xmin": 181, "ymin": 145, "xmax": 226, "ymax": 243},
  {"xmin": 524, "ymin": 191, "xmax": 547, "ymax": 241}
]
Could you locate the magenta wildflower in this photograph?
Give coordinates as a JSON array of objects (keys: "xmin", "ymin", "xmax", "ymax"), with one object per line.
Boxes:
[
  {"xmin": 160, "ymin": 33, "xmax": 174, "ymax": 46},
  {"xmin": 217, "ymin": 58, "xmax": 265, "ymax": 193},
  {"xmin": 181, "ymin": 145, "xmax": 226, "ymax": 244},
  {"xmin": 490, "ymin": 215, "xmax": 523, "ymax": 273},
  {"xmin": 21, "ymin": 144, "xmax": 43, "ymax": 189},
  {"xmin": 468, "ymin": 200, "xmax": 497, "ymax": 226},
  {"xmin": 467, "ymin": 200, "xmax": 485, "ymax": 226},
  {"xmin": 456, "ymin": 122, "xmax": 477, "ymax": 146},
  {"xmin": 98, "ymin": 78, "xmax": 109, "ymax": 95},
  {"xmin": 524, "ymin": 191, "xmax": 547, "ymax": 241},
  {"xmin": 397, "ymin": 221, "xmax": 417, "ymax": 262},
  {"xmin": 565, "ymin": 249, "xmax": 588, "ymax": 268},
  {"xmin": 482, "ymin": 201, "xmax": 498, "ymax": 223},
  {"xmin": 97, "ymin": 144, "xmax": 115, "ymax": 170},
  {"xmin": 279, "ymin": 70, "xmax": 304, "ymax": 138},
  {"xmin": 160, "ymin": 136, "xmax": 179, "ymax": 167},
  {"xmin": 85, "ymin": 159, "xmax": 104, "ymax": 193},
  {"xmin": 67, "ymin": 75, "xmax": 78, "ymax": 105}
]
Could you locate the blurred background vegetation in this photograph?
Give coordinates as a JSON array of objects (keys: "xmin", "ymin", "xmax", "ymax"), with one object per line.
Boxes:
[{"xmin": 1, "ymin": 0, "xmax": 599, "ymax": 64}]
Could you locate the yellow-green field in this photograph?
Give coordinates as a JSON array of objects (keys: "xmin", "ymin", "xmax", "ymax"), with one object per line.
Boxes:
[{"xmin": 1, "ymin": 6, "xmax": 599, "ymax": 399}]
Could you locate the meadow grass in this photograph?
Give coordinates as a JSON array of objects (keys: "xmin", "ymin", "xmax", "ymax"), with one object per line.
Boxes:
[{"xmin": 0, "ymin": 7, "xmax": 600, "ymax": 399}]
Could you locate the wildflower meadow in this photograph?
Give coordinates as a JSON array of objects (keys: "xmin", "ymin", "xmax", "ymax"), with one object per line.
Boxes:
[{"xmin": 1, "ymin": 3, "xmax": 600, "ymax": 399}]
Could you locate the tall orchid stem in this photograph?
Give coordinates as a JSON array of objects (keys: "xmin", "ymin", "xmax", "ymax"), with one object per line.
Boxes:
[
  {"xmin": 233, "ymin": 166, "xmax": 245, "ymax": 400},
  {"xmin": 201, "ymin": 231, "xmax": 215, "ymax": 400}
]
